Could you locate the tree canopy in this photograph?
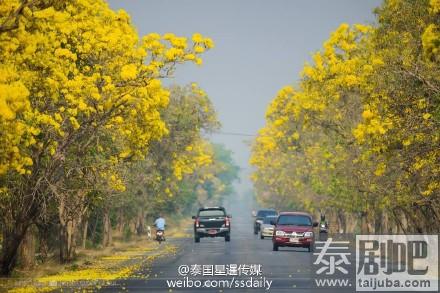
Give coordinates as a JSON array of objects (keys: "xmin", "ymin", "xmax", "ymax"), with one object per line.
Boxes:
[{"xmin": 250, "ymin": 0, "xmax": 440, "ymax": 234}]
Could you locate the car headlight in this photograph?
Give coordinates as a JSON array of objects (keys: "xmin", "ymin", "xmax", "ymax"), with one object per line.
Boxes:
[
  {"xmin": 275, "ymin": 230, "xmax": 285, "ymax": 236},
  {"xmin": 321, "ymin": 224, "xmax": 326, "ymax": 228},
  {"xmin": 256, "ymin": 219, "xmax": 263, "ymax": 224},
  {"xmin": 304, "ymin": 231, "xmax": 313, "ymax": 238}
]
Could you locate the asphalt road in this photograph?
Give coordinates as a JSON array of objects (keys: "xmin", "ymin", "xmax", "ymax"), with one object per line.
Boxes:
[{"xmin": 99, "ymin": 192, "xmax": 356, "ymax": 293}]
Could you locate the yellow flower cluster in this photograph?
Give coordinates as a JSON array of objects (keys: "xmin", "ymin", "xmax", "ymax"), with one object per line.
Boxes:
[
  {"xmin": 173, "ymin": 140, "xmax": 213, "ymax": 181},
  {"xmin": 0, "ymin": 0, "xmax": 214, "ymax": 190},
  {"xmin": 0, "ymin": 68, "xmax": 35, "ymax": 174}
]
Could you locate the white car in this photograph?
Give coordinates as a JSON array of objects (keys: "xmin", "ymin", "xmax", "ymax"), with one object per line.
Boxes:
[{"xmin": 260, "ymin": 215, "xmax": 278, "ymax": 239}]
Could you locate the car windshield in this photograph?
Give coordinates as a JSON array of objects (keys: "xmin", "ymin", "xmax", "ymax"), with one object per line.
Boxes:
[
  {"xmin": 257, "ymin": 210, "xmax": 277, "ymax": 218},
  {"xmin": 198, "ymin": 209, "xmax": 225, "ymax": 217},
  {"xmin": 263, "ymin": 216, "xmax": 277, "ymax": 224},
  {"xmin": 277, "ymin": 215, "xmax": 312, "ymax": 226}
]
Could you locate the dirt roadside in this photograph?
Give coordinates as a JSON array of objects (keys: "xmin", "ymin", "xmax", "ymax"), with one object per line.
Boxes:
[{"xmin": 0, "ymin": 218, "xmax": 193, "ymax": 293}]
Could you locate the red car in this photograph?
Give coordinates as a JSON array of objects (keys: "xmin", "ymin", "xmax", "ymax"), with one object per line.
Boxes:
[{"xmin": 271, "ymin": 212, "xmax": 318, "ymax": 252}]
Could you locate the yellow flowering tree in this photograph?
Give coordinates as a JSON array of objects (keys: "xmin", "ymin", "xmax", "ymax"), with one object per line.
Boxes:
[
  {"xmin": 354, "ymin": 0, "xmax": 440, "ymax": 232},
  {"xmin": 251, "ymin": 23, "xmax": 373, "ymax": 230},
  {"xmin": 251, "ymin": 0, "xmax": 440, "ymax": 234},
  {"xmin": 0, "ymin": 0, "xmax": 214, "ymax": 274},
  {"xmin": 116, "ymin": 84, "xmax": 220, "ymax": 235}
]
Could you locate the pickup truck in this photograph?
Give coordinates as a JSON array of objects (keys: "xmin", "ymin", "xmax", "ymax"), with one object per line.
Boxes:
[{"xmin": 192, "ymin": 207, "xmax": 231, "ymax": 242}]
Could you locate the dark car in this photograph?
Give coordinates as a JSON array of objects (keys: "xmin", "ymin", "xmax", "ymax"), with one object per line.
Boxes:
[
  {"xmin": 271, "ymin": 212, "xmax": 318, "ymax": 252},
  {"xmin": 254, "ymin": 209, "xmax": 277, "ymax": 234},
  {"xmin": 192, "ymin": 207, "xmax": 231, "ymax": 243}
]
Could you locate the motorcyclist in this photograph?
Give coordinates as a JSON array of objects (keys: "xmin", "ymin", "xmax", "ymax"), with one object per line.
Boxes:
[
  {"xmin": 319, "ymin": 213, "xmax": 328, "ymax": 233},
  {"xmin": 154, "ymin": 214, "xmax": 166, "ymax": 241}
]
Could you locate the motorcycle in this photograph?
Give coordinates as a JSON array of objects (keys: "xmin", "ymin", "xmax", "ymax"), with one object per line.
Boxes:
[
  {"xmin": 156, "ymin": 229, "xmax": 165, "ymax": 243},
  {"xmin": 319, "ymin": 222, "xmax": 328, "ymax": 233}
]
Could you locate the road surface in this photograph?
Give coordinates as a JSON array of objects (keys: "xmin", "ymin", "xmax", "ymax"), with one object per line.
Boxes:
[{"xmin": 97, "ymin": 192, "xmax": 356, "ymax": 293}]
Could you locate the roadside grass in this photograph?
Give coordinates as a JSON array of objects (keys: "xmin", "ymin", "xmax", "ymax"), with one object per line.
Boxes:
[
  {"xmin": 1, "ymin": 216, "xmax": 190, "ymax": 292},
  {"xmin": 166, "ymin": 217, "xmax": 193, "ymax": 238}
]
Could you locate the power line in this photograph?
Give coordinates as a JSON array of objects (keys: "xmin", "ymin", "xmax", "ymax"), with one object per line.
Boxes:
[{"xmin": 210, "ymin": 131, "xmax": 257, "ymax": 137}]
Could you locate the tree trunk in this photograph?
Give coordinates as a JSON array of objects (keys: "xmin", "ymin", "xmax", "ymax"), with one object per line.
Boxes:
[
  {"xmin": 19, "ymin": 225, "xmax": 35, "ymax": 269},
  {"xmin": 102, "ymin": 209, "xmax": 112, "ymax": 247},
  {"xmin": 337, "ymin": 210, "xmax": 346, "ymax": 234},
  {"xmin": 117, "ymin": 208, "xmax": 124, "ymax": 233},
  {"xmin": 1, "ymin": 222, "xmax": 29, "ymax": 276},
  {"xmin": 37, "ymin": 224, "xmax": 49, "ymax": 263},
  {"xmin": 346, "ymin": 214, "xmax": 357, "ymax": 233},
  {"xmin": 382, "ymin": 211, "xmax": 389, "ymax": 234},
  {"xmin": 0, "ymin": 184, "xmax": 41, "ymax": 276},
  {"xmin": 82, "ymin": 219, "xmax": 88, "ymax": 249},
  {"xmin": 392, "ymin": 209, "xmax": 406, "ymax": 234},
  {"xmin": 59, "ymin": 219, "xmax": 79, "ymax": 263},
  {"xmin": 58, "ymin": 199, "xmax": 80, "ymax": 263},
  {"xmin": 136, "ymin": 209, "xmax": 145, "ymax": 236},
  {"xmin": 360, "ymin": 211, "xmax": 369, "ymax": 234},
  {"xmin": 374, "ymin": 210, "xmax": 382, "ymax": 234}
]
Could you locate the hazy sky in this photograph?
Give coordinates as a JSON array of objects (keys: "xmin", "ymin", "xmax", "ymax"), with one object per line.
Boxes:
[{"xmin": 107, "ymin": 0, "xmax": 382, "ymax": 192}]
